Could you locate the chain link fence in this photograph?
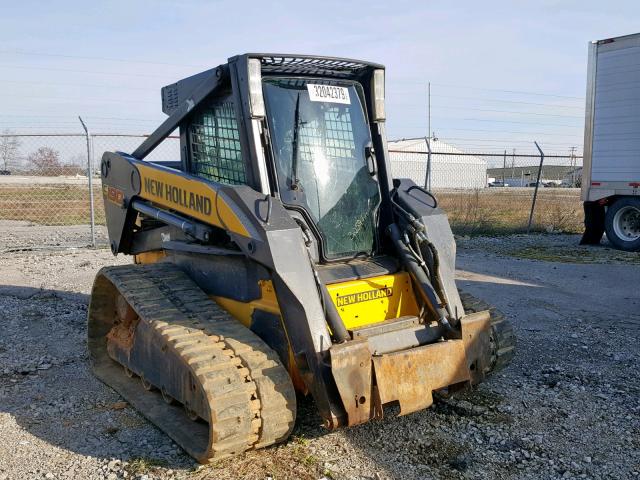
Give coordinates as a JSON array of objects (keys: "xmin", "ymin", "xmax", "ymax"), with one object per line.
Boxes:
[
  {"xmin": 0, "ymin": 133, "xmax": 179, "ymax": 251},
  {"xmin": 0, "ymin": 132, "xmax": 584, "ymax": 251},
  {"xmin": 389, "ymin": 140, "xmax": 583, "ymax": 235}
]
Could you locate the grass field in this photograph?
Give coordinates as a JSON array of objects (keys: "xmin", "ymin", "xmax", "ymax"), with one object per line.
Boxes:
[
  {"xmin": 436, "ymin": 188, "xmax": 583, "ymax": 235},
  {"xmin": 0, "ymin": 185, "xmax": 105, "ymax": 226},
  {"xmin": 0, "ymin": 185, "xmax": 583, "ymax": 236}
]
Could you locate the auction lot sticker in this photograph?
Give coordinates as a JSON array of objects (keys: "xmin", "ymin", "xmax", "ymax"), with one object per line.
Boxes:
[{"xmin": 307, "ymin": 84, "xmax": 350, "ymax": 104}]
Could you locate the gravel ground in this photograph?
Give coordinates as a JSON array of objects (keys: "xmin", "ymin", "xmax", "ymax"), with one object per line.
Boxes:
[
  {"xmin": 0, "ymin": 221, "xmax": 109, "ymax": 252},
  {"xmin": 0, "ymin": 232, "xmax": 639, "ymax": 479}
]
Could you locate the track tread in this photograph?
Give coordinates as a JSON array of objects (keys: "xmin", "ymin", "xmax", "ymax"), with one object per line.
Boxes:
[
  {"xmin": 459, "ymin": 291, "xmax": 515, "ymax": 374},
  {"xmin": 90, "ymin": 263, "xmax": 296, "ymax": 462}
]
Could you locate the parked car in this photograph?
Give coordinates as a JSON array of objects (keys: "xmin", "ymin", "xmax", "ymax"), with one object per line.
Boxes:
[
  {"xmin": 488, "ymin": 180, "xmax": 509, "ymax": 187},
  {"xmin": 526, "ymin": 181, "xmax": 555, "ymax": 188},
  {"xmin": 0, "ymin": 170, "xmax": 11, "ymax": 175}
]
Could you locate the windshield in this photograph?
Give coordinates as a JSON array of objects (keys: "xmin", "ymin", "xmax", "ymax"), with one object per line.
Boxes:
[{"xmin": 263, "ymin": 78, "xmax": 380, "ymax": 260}]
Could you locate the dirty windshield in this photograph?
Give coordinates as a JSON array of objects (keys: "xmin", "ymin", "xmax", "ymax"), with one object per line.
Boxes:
[{"xmin": 263, "ymin": 78, "xmax": 380, "ymax": 260}]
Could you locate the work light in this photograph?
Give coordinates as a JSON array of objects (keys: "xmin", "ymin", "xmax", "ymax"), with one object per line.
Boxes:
[
  {"xmin": 248, "ymin": 58, "xmax": 266, "ymax": 118},
  {"xmin": 372, "ymin": 69, "xmax": 385, "ymax": 121}
]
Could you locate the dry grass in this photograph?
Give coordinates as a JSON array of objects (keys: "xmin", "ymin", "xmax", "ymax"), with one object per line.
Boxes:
[
  {"xmin": 0, "ymin": 185, "xmax": 583, "ymax": 237},
  {"xmin": 436, "ymin": 188, "xmax": 583, "ymax": 236},
  {"xmin": 0, "ymin": 185, "xmax": 105, "ymax": 226}
]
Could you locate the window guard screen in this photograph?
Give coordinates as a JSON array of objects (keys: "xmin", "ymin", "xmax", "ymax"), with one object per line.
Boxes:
[{"xmin": 189, "ymin": 101, "xmax": 246, "ymax": 185}]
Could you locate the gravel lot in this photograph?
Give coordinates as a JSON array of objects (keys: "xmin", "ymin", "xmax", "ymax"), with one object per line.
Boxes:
[{"xmin": 0, "ymin": 232, "xmax": 639, "ymax": 479}]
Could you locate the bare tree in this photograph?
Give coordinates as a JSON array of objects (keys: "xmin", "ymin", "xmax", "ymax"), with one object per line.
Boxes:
[
  {"xmin": 0, "ymin": 129, "xmax": 21, "ymax": 172},
  {"xmin": 27, "ymin": 147, "xmax": 62, "ymax": 175}
]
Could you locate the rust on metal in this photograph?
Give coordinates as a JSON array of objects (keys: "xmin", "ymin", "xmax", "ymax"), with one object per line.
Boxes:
[
  {"xmin": 329, "ymin": 339, "xmax": 373, "ymax": 426},
  {"xmin": 459, "ymin": 310, "xmax": 491, "ymax": 384},
  {"xmin": 372, "ymin": 340, "xmax": 470, "ymax": 415},
  {"xmin": 106, "ymin": 293, "xmax": 139, "ymax": 353}
]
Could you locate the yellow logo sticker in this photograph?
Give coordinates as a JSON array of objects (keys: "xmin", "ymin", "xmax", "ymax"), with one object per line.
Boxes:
[
  {"xmin": 142, "ymin": 177, "xmax": 212, "ymax": 216},
  {"xmin": 336, "ymin": 287, "xmax": 393, "ymax": 307}
]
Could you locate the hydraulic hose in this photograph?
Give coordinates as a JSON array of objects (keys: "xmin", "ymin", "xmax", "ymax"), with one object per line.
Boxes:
[
  {"xmin": 423, "ymin": 239, "xmax": 455, "ymax": 322},
  {"xmin": 320, "ymin": 283, "xmax": 350, "ymax": 343},
  {"xmin": 388, "ymin": 223, "xmax": 452, "ymax": 331}
]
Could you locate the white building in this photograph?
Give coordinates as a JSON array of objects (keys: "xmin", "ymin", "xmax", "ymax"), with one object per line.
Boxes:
[{"xmin": 388, "ymin": 138, "xmax": 487, "ymax": 189}]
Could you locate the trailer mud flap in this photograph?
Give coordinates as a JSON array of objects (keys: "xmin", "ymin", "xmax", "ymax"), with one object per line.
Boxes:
[{"xmin": 372, "ymin": 340, "xmax": 470, "ymax": 415}]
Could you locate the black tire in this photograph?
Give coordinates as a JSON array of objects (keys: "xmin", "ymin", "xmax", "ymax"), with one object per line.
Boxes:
[
  {"xmin": 604, "ymin": 197, "xmax": 640, "ymax": 252},
  {"xmin": 459, "ymin": 292, "xmax": 515, "ymax": 376}
]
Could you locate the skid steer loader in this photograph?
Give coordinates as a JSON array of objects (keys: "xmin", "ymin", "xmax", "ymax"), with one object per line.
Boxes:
[{"xmin": 88, "ymin": 54, "xmax": 514, "ymax": 463}]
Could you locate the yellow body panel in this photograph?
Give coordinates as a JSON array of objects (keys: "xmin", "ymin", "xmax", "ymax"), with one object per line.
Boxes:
[
  {"xmin": 326, "ymin": 272, "xmax": 419, "ymax": 330},
  {"xmin": 133, "ymin": 250, "xmax": 166, "ymax": 264},
  {"xmin": 212, "ymin": 280, "xmax": 280, "ymax": 328},
  {"xmin": 212, "ymin": 281, "xmax": 307, "ymax": 393},
  {"xmin": 135, "ymin": 163, "xmax": 251, "ymax": 238}
]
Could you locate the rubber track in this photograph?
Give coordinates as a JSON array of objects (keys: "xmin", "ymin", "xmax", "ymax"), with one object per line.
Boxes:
[
  {"xmin": 92, "ymin": 263, "xmax": 296, "ymax": 461},
  {"xmin": 459, "ymin": 291, "xmax": 515, "ymax": 374}
]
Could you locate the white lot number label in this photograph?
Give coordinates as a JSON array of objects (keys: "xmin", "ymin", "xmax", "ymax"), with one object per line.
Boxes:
[{"xmin": 307, "ymin": 84, "xmax": 350, "ymax": 104}]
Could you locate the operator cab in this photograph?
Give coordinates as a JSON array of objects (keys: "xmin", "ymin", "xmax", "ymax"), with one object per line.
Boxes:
[{"xmin": 164, "ymin": 55, "xmax": 390, "ymax": 265}]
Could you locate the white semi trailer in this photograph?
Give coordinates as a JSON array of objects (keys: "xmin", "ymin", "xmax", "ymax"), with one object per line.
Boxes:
[{"xmin": 582, "ymin": 33, "xmax": 640, "ymax": 251}]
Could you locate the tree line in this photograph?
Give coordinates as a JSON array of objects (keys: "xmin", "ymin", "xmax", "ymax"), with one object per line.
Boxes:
[{"xmin": 1, "ymin": 130, "xmax": 86, "ymax": 175}]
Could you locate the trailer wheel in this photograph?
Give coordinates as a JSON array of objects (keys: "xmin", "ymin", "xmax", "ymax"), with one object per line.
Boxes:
[{"xmin": 605, "ymin": 197, "xmax": 640, "ymax": 251}]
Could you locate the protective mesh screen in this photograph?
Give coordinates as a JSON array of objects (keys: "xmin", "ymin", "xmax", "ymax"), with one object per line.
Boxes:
[
  {"xmin": 189, "ymin": 101, "xmax": 246, "ymax": 185},
  {"xmin": 260, "ymin": 56, "xmax": 373, "ymax": 78},
  {"xmin": 298, "ymin": 106, "xmax": 356, "ymax": 171}
]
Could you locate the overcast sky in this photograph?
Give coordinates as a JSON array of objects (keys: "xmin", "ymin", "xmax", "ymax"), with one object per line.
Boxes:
[{"xmin": 1, "ymin": 0, "xmax": 639, "ymax": 153}]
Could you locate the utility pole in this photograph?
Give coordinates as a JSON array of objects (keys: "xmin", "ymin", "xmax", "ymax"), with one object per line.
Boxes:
[
  {"xmin": 427, "ymin": 82, "xmax": 431, "ymax": 142},
  {"xmin": 426, "ymin": 81, "xmax": 432, "ymax": 190}
]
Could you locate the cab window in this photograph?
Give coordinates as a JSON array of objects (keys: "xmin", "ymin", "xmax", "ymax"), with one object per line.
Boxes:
[{"xmin": 188, "ymin": 97, "xmax": 246, "ymax": 185}]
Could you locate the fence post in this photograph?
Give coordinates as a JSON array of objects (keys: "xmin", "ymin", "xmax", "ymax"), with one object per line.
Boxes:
[
  {"xmin": 502, "ymin": 150, "xmax": 506, "ymax": 185},
  {"xmin": 527, "ymin": 141, "xmax": 545, "ymax": 233},
  {"xmin": 425, "ymin": 136, "xmax": 432, "ymax": 190},
  {"xmin": 78, "ymin": 116, "xmax": 96, "ymax": 248}
]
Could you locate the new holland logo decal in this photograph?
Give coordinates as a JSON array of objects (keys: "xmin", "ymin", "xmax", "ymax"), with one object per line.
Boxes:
[{"xmin": 336, "ymin": 287, "xmax": 393, "ymax": 307}]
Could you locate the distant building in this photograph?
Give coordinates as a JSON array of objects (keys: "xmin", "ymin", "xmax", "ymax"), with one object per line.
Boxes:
[
  {"xmin": 388, "ymin": 138, "xmax": 487, "ymax": 189},
  {"xmin": 487, "ymin": 165, "xmax": 582, "ymax": 187}
]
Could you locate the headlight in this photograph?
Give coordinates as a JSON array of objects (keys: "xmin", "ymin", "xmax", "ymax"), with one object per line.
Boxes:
[
  {"xmin": 372, "ymin": 69, "xmax": 385, "ymax": 121},
  {"xmin": 248, "ymin": 58, "xmax": 265, "ymax": 118}
]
